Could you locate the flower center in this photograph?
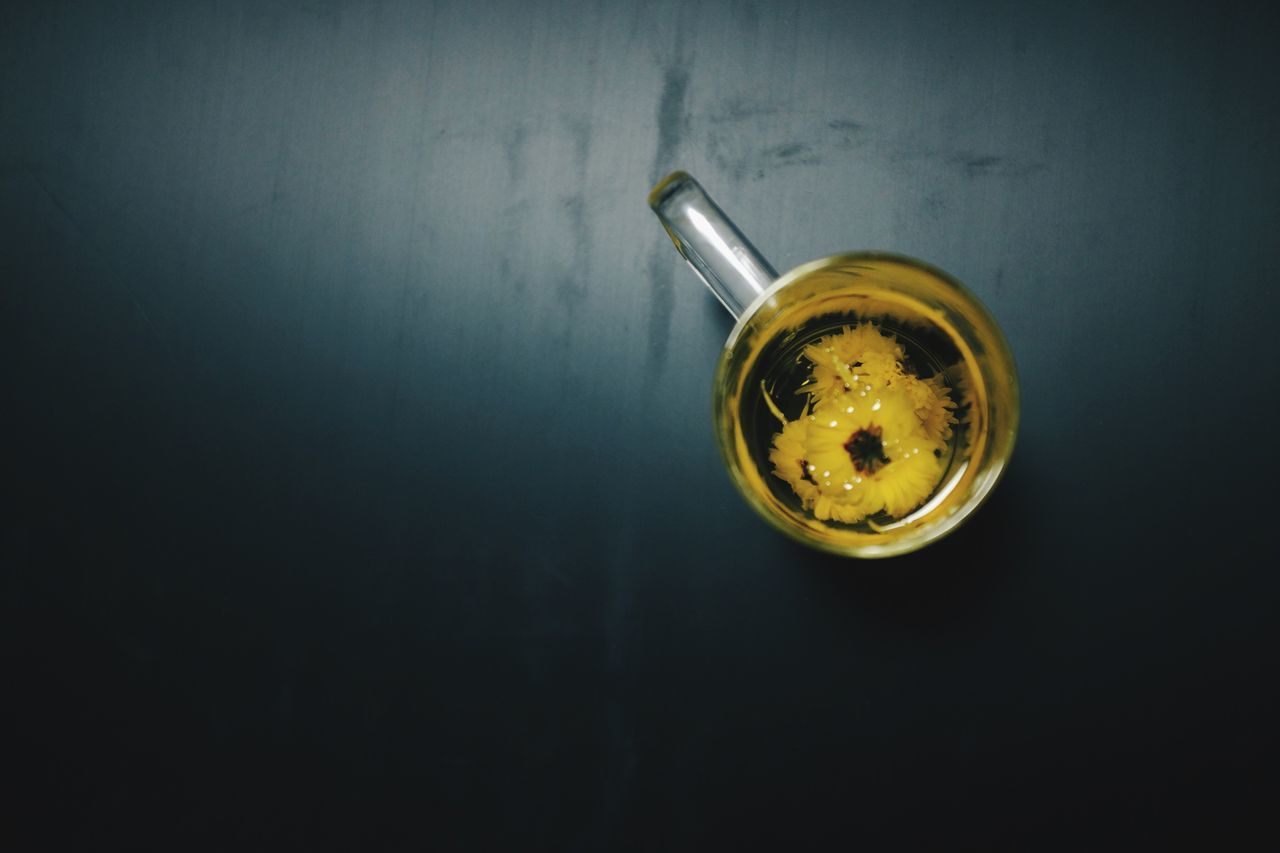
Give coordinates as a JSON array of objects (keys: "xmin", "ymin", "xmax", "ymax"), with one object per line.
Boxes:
[{"xmin": 844, "ymin": 425, "xmax": 890, "ymax": 474}]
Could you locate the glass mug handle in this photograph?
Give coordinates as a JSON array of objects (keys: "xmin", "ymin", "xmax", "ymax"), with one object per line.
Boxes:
[{"xmin": 648, "ymin": 171, "xmax": 779, "ymax": 319}]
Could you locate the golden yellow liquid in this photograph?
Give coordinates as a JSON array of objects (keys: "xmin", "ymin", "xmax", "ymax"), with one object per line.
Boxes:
[{"xmin": 714, "ymin": 254, "xmax": 1019, "ymax": 558}]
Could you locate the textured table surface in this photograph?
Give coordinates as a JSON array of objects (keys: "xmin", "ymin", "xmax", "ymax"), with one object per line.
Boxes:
[{"xmin": 5, "ymin": 1, "xmax": 1279, "ymax": 848}]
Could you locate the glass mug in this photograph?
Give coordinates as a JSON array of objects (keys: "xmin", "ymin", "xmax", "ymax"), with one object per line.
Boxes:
[{"xmin": 649, "ymin": 171, "xmax": 1019, "ymax": 558}]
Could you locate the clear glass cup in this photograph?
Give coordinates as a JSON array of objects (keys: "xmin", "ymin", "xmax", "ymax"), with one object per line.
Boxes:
[{"xmin": 649, "ymin": 171, "xmax": 1019, "ymax": 558}]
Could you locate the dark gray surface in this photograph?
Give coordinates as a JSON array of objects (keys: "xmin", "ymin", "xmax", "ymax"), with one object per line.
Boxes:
[{"xmin": 5, "ymin": 0, "xmax": 1279, "ymax": 848}]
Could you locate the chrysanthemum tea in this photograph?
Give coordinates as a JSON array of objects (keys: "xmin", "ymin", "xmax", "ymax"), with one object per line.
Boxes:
[{"xmin": 650, "ymin": 172, "xmax": 1018, "ymax": 558}]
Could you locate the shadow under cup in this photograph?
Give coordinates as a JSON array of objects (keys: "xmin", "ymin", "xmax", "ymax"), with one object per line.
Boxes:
[{"xmin": 714, "ymin": 253, "xmax": 1020, "ymax": 559}]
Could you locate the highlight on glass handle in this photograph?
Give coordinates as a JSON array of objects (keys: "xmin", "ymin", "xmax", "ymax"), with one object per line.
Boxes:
[{"xmin": 648, "ymin": 171, "xmax": 779, "ymax": 319}]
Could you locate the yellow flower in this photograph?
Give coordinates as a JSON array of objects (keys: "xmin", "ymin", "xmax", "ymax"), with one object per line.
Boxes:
[
  {"xmin": 767, "ymin": 322, "xmax": 953, "ymax": 523},
  {"xmin": 768, "ymin": 400, "xmax": 878, "ymax": 522},
  {"xmin": 812, "ymin": 326, "xmax": 957, "ymax": 444},
  {"xmin": 915, "ymin": 373, "xmax": 957, "ymax": 443},
  {"xmin": 767, "ymin": 416, "xmax": 821, "ymax": 509},
  {"xmin": 798, "ymin": 324, "xmax": 906, "ymax": 405},
  {"xmin": 803, "ymin": 387, "xmax": 944, "ymax": 519},
  {"xmin": 813, "ymin": 490, "xmax": 879, "ymax": 524}
]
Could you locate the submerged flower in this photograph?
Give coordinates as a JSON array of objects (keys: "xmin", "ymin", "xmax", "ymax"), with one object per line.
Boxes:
[
  {"xmin": 767, "ymin": 416, "xmax": 821, "ymax": 509},
  {"xmin": 804, "ymin": 389, "xmax": 944, "ymax": 518},
  {"xmin": 915, "ymin": 373, "xmax": 958, "ymax": 443},
  {"xmin": 768, "ymin": 321, "xmax": 955, "ymax": 523},
  {"xmin": 798, "ymin": 324, "xmax": 906, "ymax": 405}
]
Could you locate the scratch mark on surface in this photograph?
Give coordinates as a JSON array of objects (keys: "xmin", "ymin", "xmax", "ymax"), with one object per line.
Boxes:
[
  {"xmin": 649, "ymin": 64, "xmax": 690, "ymax": 184},
  {"xmin": 503, "ymin": 122, "xmax": 529, "ymax": 185},
  {"xmin": 708, "ymin": 96, "xmax": 779, "ymax": 123},
  {"xmin": 921, "ymin": 190, "xmax": 949, "ymax": 220},
  {"xmin": 647, "ymin": 56, "xmax": 691, "ymax": 376},
  {"xmin": 557, "ymin": 194, "xmax": 589, "ymax": 309},
  {"xmin": 25, "ymin": 166, "xmax": 89, "ymax": 244},
  {"xmin": 959, "ymin": 154, "xmax": 1004, "ymax": 175},
  {"xmin": 563, "ymin": 116, "xmax": 592, "ymax": 173},
  {"xmin": 828, "ymin": 118, "xmax": 864, "ymax": 131},
  {"xmin": 644, "ymin": 254, "xmax": 675, "ymax": 387},
  {"xmin": 948, "ymin": 152, "xmax": 1047, "ymax": 178},
  {"xmin": 713, "ymin": 138, "xmax": 824, "ymax": 182},
  {"xmin": 24, "ymin": 165, "xmax": 167, "ymax": 348},
  {"xmin": 500, "ymin": 257, "xmax": 526, "ymax": 296},
  {"xmin": 766, "ymin": 142, "xmax": 815, "ymax": 160}
]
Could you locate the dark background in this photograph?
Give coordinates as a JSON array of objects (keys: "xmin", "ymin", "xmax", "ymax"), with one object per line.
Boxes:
[{"xmin": 4, "ymin": 0, "xmax": 1279, "ymax": 848}]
